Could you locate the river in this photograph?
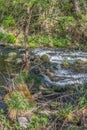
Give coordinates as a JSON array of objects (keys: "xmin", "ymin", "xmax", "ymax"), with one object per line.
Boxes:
[{"xmin": 0, "ymin": 45, "xmax": 87, "ymax": 87}]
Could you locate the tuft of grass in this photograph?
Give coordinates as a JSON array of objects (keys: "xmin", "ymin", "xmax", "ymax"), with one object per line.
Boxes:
[
  {"xmin": 29, "ymin": 113, "xmax": 49, "ymax": 130},
  {"xmin": 5, "ymin": 91, "xmax": 34, "ymax": 112}
]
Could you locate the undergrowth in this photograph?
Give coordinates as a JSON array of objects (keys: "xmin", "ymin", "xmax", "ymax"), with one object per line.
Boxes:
[{"xmin": 0, "ymin": 72, "xmax": 87, "ymax": 130}]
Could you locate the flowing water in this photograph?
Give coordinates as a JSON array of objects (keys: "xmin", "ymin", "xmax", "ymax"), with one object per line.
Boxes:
[
  {"xmin": 0, "ymin": 45, "xmax": 87, "ymax": 87},
  {"xmin": 33, "ymin": 48, "xmax": 87, "ymax": 86},
  {"xmin": 1, "ymin": 45, "xmax": 86, "ymax": 110}
]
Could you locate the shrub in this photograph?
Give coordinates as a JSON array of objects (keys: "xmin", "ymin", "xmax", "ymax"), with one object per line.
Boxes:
[
  {"xmin": 2, "ymin": 16, "xmax": 15, "ymax": 28},
  {"xmin": 0, "ymin": 32, "xmax": 16, "ymax": 44},
  {"xmin": 5, "ymin": 91, "xmax": 32, "ymax": 111},
  {"xmin": 5, "ymin": 34, "xmax": 16, "ymax": 43}
]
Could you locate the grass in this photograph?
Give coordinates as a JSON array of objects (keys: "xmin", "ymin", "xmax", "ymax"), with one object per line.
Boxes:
[
  {"xmin": 0, "ymin": 80, "xmax": 87, "ymax": 130},
  {"xmin": 0, "ymin": 68, "xmax": 86, "ymax": 130}
]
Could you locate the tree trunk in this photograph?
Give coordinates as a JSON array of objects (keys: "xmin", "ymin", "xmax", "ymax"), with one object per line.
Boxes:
[
  {"xmin": 23, "ymin": 32, "xmax": 30, "ymax": 73},
  {"xmin": 23, "ymin": 7, "xmax": 33, "ymax": 73}
]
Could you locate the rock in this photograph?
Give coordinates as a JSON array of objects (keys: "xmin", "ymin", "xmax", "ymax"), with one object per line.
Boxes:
[
  {"xmin": 18, "ymin": 117, "xmax": 29, "ymax": 129},
  {"xmin": 4, "ymin": 127, "xmax": 8, "ymax": 130},
  {"xmin": 40, "ymin": 54, "xmax": 50, "ymax": 63},
  {"xmin": 45, "ymin": 69, "xmax": 53, "ymax": 77},
  {"xmin": 77, "ymin": 58, "xmax": 87, "ymax": 64},
  {"xmin": 39, "ymin": 85, "xmax": 48, "ymax": 90},
  {"xmin": 16, "ymin": 58, "xmax": 22, "ymax": 64},
  {"xmin": 5, "ymin": 52, "xmax": 17, "ymax": 62},
  {"xmin": 8, "ymin": 52, "xmax": 17, "ymax": 57},
  {"xmin": 50, "ymin": 76, "xmax": 60, "ymax": 82},
  {"xmin": 62, "ymin": 58, "xmax": 87, "ymax": 72}
]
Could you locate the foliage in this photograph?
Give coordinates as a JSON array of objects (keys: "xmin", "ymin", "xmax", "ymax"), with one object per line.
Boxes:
[
  {"xmin": 2, "ymin": 16, "xmax": 15, "ymax": 28},
  {"xmin": 58, "ymin": 103, "xmax": 73, "ymax": 118},
  {"xmin": 0, "ymin": 109, "xmax": 10, "ymax": 128},
  {"xmin": 28, "ymin": 35, "xmax": 69, "ymax": 47},
  {"xmin": 62, "ymin": 60, "xmax": 70, "ymax": 68},
  {"xmin": 78, "ymin": 92, "xmax": 87, "ymax": 109},
  {"xmin": 15, "ymin": 72, "xmax": 42, "ymax": 86},
  {"xmin": 0, "ymin": 0, "xmax": 87, "ymax": 48},
  {"xmin": 29, "ymin": 113, "xmax": 48, "ymax": 130},
  {"xmin": 0, "ymin": 32, "xmax": 16, "ymax": 44},
  {"xmin": 5, "ymin": 91, "xmax": 34, "ymax": 111}
]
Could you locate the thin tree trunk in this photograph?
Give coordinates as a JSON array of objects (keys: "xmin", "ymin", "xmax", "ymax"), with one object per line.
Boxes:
[
  {"xmin": 23, "ymin": 32, "xmax": 30, "ymax": 73},
  {"xmin": 23, "ymin": 7, "xmax": 33, "ymax": 73}
]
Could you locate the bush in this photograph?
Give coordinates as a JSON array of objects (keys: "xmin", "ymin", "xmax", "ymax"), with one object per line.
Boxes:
[
  {"xmin": 0, "ymin": 32, "xmax": 16, "ymax": 44},
  {"xmin": 2, "ymin": 16, "xmax": 15, "ymax": 28},
  {"xmin": 28, "ymin": 35, "xmax": 69, "ymax": 47},
  {"xmin": 51, "ymin": 37, "xmax": 68, "ymax": 47},
  {"xmin": 5, "ymin": 91, "xmax": 31, "ymax": 111}
]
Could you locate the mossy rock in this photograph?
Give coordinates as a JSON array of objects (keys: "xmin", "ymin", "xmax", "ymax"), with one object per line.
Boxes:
[
  {"xmin": 40, "ymin": 54, "xmax": 50, "ymax": 63},
  {"xmin": 8, "ymin": 52, "xmax": 17, "ymax": 57}
]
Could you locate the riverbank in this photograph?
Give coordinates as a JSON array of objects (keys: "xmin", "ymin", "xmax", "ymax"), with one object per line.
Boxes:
[
  {"xmin": 0, "ymin": 44, "xmax": 87, "ymax": 129},
  {"xmin": 0, "ymin": 73, "xmax": 87, "ymax": 130}
]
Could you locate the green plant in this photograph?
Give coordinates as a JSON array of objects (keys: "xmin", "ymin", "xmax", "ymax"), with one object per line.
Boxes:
[
  {"xmin": 13, "ymin": 120, "xmax": 20, "ymax": 130},
  {"xmin": 68, "ymin": 127, "xmax": 78, "ymax": 130},
  {"xmin": 5, "ymin": 34, "xmax": 16, "ymax": 43},
  {"xmin": 58, "ymin": 103, "xmax": 73, "ymax": 118},
  {"xmin": 2, "ymin": 16, "xmax": 15, "ymax": 28},
  {"xmin": 29, "ymin": 113, "xmax": 48, "ymax": 130},
  {"xmin": 62, "ymin": 60, "xmax": 70, "ymax": 68},
  {"xmin": 78, "ymin": 93, "xmax": 87, "ymax": 109},
  {"xmin": 5, "ymin": 91, "xmax": 33, "ymax": 112},
  {"xmin": 15, "ymin": 73, "xmax": 42, "ymax": 87},
  {"xmin": 0, "ymin": 109, "xmax": 10, "ymax": 129},
  {"xmin": 0, "ymin": 32, "xmax": 16, "ymax": 44}
]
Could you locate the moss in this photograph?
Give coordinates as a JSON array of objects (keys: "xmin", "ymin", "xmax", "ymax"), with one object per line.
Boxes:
[{"xmin": 40, "ymin": 54, "xmax": 50, "ymax": 63}]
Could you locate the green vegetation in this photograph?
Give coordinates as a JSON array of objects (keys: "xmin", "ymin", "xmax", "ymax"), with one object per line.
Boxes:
[
  {"xmin": 0, "ymin": 0, "xmax": 87, "ymax": 49},
  {"xmin": 15, "ymin": 72, "xmax": 42, "ymax": 87},
  {"xmin": 0, "ymin": 109, "xmax": 10, "ymax": 129},
  {"xmin": 61, "ymin": 60, "xmax": 70, "ymax": 68},
  {"xmin": 0, "ymin": 32, "xmax": 16, "ymax": 44},
  {"xmin": 29, "ymin": 113, "xmax": 48, "ymax": 130},
  {"xmin": 28, "ymin": 35, "xmax": 69, "ymax": 47},
  {"xmin": 5, "ymin": 91, "xmax": 34, "ymax": 111},
  {"xmin": 2, "ymin": 16, "xmax": 15, "ymax": 28},
  {"xmin": 0, "ymin": 0, "xmax": 87, "ymax": 129}
]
